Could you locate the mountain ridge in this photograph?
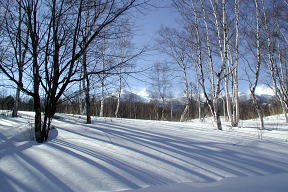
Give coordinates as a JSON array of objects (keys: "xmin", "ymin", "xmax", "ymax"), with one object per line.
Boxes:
[{"xmin": 109, "ymin": 89, "xmax": 276, "ymax": 105}]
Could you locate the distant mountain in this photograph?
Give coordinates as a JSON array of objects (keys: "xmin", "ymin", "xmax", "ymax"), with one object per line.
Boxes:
[
  {"xmin": 109, "ymin": 90, "xmax": 276, "ymax": 105},
  {"xmin": 110, "ymin": 90, "xmax": 150, "ymax": 103},
  {"xmin": 239, "ymin": 92, "xmax": 276, "ymax": 104}
]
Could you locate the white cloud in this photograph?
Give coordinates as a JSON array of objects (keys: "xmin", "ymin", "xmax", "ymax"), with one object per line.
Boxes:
[
  {"xmin": 134, "ymin": 88, "xmax": 150, "ymax": 98},
  {"xmin": 255, "ymin": 84, "xmax": 275, "ymax": 96}
]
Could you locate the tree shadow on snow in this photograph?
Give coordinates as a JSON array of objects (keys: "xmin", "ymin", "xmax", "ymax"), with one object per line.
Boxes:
[{"xmin": 2, "ymin": 117, "xmax": 288, "ymax": 192}]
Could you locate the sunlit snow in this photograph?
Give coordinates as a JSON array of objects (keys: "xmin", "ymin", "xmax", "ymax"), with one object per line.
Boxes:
[{"xmin": 1, "ymin": 111, "xmax": 288, "ymax": 192}]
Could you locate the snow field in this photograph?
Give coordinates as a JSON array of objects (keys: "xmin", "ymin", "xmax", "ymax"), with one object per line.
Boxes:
[{"xmin": 1, "ymin": 111, "xmax": 288, "ymax": 192}]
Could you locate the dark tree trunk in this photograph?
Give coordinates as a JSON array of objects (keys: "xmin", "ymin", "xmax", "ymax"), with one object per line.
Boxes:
[
  {"xmin": 85, "ymin": 86, "xmax": 91, "ymax": 124},
  {"xmin": 34, "ymin": 95, "xmax": 42, "ymax": 143},
  {"xmin": 83, "ymin": 53, "xmax": 91, "ymax": 124},
  {"xmin": 12, "ymin": 87, "xmax": 21, "ymax": 117}
]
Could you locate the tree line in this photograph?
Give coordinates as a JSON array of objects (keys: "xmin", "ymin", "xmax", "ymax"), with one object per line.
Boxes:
[{"xmin": 0, "ymin": 88, "xmax": 283, "ymax": 122}]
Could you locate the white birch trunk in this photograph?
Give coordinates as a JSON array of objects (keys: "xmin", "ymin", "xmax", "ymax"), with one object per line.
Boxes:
[
  {"xmin": 222, "ymin": 0, "xmax": 233, "ymax": 123},
  {"xmin": 233, "ymin": 0, "xmax": 240, "ymax": 126},
  {"xmin": 115, "ymin": 74, "xmax": 122, "ymax": 118},
  {"xmin": 191, "ymin": 1, "xmax": 202, "ymax": 121},
  {"xmin": 180, "ymin": 68, "xmax": 190, "ymax": 122},
  {"xmin": 99, "ymin": 79, "xmax": 104, "ymax": 117},
  {"xmin": 209, "ymin": 0, "xmax": 228, "ymax": 130},
  {"xmin": 251, "ymin": 0, "xmax": 264, "ymax": 130},
  {"xmin": 200, "ymin": 0, "xmax": 222, "ymax": 130}
]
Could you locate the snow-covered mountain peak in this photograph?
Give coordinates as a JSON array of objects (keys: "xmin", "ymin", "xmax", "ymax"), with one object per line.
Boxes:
[{"xmin": 111, "ymin": 89, "xmax": 150, "ymax": 102}]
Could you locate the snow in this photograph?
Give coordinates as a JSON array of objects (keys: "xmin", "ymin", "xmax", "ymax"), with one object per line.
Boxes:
[
  {"xmin": 1, "ymin": 111, "xmax": 288, "ymax": 192},
  {"xmin": 123, "ymin": 173, "xmax": 288, "ymax": 192}
]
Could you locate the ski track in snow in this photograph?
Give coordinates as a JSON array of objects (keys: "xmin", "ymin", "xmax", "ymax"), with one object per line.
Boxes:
[{"xmin": 1, "ymin": 111, "xmax": 288, "ymax": 192}]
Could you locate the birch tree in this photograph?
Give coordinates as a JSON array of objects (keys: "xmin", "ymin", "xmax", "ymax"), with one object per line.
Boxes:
[
  {"xmin": 232, "ymin": 0, "xmax": 240, "ymax": 126},
  {"xmin": 261, "ymin": 0, "xmax": 288, "ymax": 122},
  {"xmin": 99, "ymin": 38, "xmax": 108, "ymax": 117},
  {"xmin": 248, "ymin": 0, "xmax": 265, "ymax": 130},
  {"xmin": 114, "ymin": 31, "xmax": 133, "ymax": 118},
  {"xmin": 199, "ymin": 0, "xmax": 227, "ymax": 130},
  {"xmin": 157, "ymin": 27, "xmax": 192, "ymax": 122},
  {"xmin": 150, "ymin": 62, "xmax": 172, "ymax": 120}
]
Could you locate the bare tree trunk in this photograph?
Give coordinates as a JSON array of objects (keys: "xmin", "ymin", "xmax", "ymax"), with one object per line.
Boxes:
[
  {"xmin": 99, "ymin": 79, "xmax": 104, "ymax": 117},
  {"xmin": 180, "ymin": 68, "xmax": 190, "ymax": 122},
  {"xmin": 223, "ymin": 0, "xmax": 233, "ymax": 124},
  {"xmin": 82, "ymin": 6, "xmax": 91, "ymax": 123},
  {"xmin": 170, "ymin": 102, "xmax": 173, "ymax": 121},
  {"xmin": 197, "ymin": 92, "xmax": 201, "ymax": 120},
  {"xmin": 250, "ymin": 0, "xmax": 264, "ymax": 130},
  {"xmin": 201, "ymin": 0, "xmax": 215, "ymax": 94},
  {"xmin": 251, "ymin": 92, "xmax": 265, "ymax": 129},
  {"xmin": 12, "ymin": 86, "xmax": 21, "ymax": 117},
  {"xmin": 99, "ymin": 38, "xmax": 106, "ymax": 117},
  {"xmin": 191, "ymin": 1, "xmax": 202, "ymax": 121},
  {"xmin": 224, "ymin": 76, "xmax": 232, "ymax": 122},
  {"xmin": 34, "ymin": 94, "xmax": 42, "ymax": 142},
  {"xmin": 83, "ymin": 52, "xmax": 91, "ymax": 123},
  {"xmin": 79, "ymin": 68, "xmax": 84, "ymax": 115},
  {"xmin": 209, "ymin": 0, "xmax": 229, "ymax": 130},
  {"xmin": 183, "ymin": 70, "xmax": 190, "ymax": 116},
  {"xmin": 278, "ymin": 50, "xmax": 288, "ymax": 122},
  {"xmin": 222, "ymin": 97, "xmax": 226, "ymax": 120},
  {"xmin": 180, "ymin": 105, "xmax": 189, "ymax": 122},
  {"xmin": 194, "ymin": 59, "xmax": 202, "ymax": 121},
  {"xmin": 115, "ymin": 92, "xmax": 121, "ymax": 118},
  {"xmin": 161, "ymin": 97, "xmax": 166, "ymax": 120},
  {"xmin": 280, "ymin": 100, "xmax": 288, "ymax": 122},
  {"xmin": 199, "ymin": 0, "xmax": 223, "ymax": 130},
  {"xmin": 233, "ymin": 0, "xmax": 240, "ymax": 126},
  {"xmin": 115, "ymin": 74, "xmax": 122, "ymax": 118},
  {"xmin": 214, "ymin": 101, "xmax": 222, "ymax": 130},
  {"xmin": 12, "ymin": 3, "xmax": 26, "ymax": 118}
]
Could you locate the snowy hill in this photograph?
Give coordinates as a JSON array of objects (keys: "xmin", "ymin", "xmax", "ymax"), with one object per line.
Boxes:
[{"xmin": 1, "ymin": 111, "xmax": 288, "ymax": 192}]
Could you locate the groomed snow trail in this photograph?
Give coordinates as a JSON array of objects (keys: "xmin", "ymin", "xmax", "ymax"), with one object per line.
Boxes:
[{"xmin": 1, "ymin": 112, "xmax": 288, "ymax": 192}]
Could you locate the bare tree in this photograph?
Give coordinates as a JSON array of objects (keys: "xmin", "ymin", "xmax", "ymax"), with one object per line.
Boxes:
[
  {"xmin": 247, "ymin": 0, "xmax": 265, "ymax": 130},
  {"xmin": 149, "ymin": 62, "xmax": 172, "ymax": 120},
  {"xmin": 98, "ymin": 37, "xmax": 108, "ymax": 117},
  {"xmin": 2, "ymin": 1, "xmax": 29, "ymax": 117},
  {"xmin": 260, "ymin": 0, "xmax": 288, "ymax": 122},
  {"xmin": 157, "ymin": 27, "xmax": 192, "ymax": 122},
  {"xmin": 0, "ymin": 0, "xmax": 146, "ymax": 142},
  {"xmin": 233, "ymin": 0, "xmax": 240, "ymax": 126},
  {"xmin": 113, "ymin": 29, "xmax": 133, "ymax": 118}
]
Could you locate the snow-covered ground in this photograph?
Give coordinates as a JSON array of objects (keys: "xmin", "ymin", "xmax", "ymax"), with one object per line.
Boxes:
[{"xmin": 1, "ymin": 111, "xmax": 288, "ymax": 192}]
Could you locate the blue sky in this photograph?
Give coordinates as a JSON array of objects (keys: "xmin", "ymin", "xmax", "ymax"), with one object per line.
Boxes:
[
  {"xmin": 127, "ymin": 1, "xmax": 182, "ymax": 95},
  {"xmin": 127, "ymin": 0, "xmax": 272, "ymax": 97}
]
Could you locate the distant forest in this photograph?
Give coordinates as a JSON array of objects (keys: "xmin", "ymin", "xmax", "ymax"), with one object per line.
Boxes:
[{"xmin": 0, "ymin": 93, "xmax": 282, "ymax": 121}]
